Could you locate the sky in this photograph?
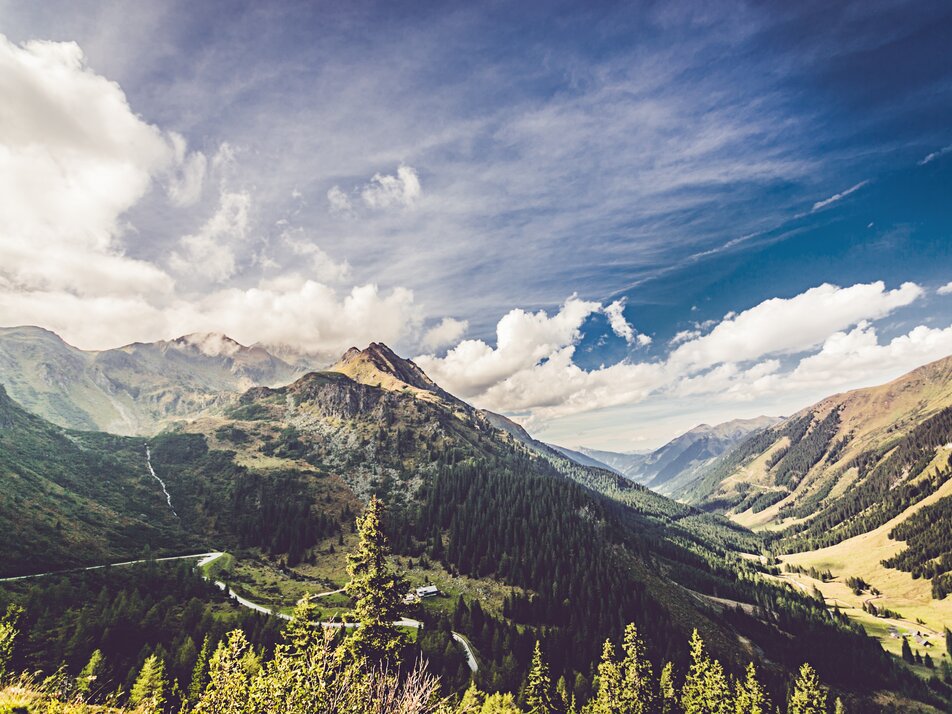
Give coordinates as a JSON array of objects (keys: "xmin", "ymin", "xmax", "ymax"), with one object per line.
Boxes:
[{"xmin": 1, "ymin": 0, "xmax": 951, "ymax": 449}]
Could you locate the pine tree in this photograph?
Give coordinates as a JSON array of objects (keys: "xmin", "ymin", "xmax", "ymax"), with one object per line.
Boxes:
[
  {"xmin": 787, "ymin": 663, "xmax": 827, "ymax": 714},
  {"xmin": 733, "ymin": 662, "xmax": 770, "ymax": 714},
  {"xmin": 588, "ymin": 640, "xmax": 622, "ymax": 713},
  {"xmin": 659, "ymin": 661, "xmax": 677, "ymax": 714},
  {"xmin": 345, "ymin": 496, "xmax": 409, "ymax": 665},
  {"xmin": 525, "ymin": 640, "xmax": 554, "ymax": 714},
  {"xmin": 0, "ymin": 603, "xmax": 22, "ymax": 682},
  {"xmin": 619, "ymin": 623, "xmax": 656, "ymax": 713},
  {"xmin": 681, "ymin": 630, "xmax": 733, "ymax": 714},
  {"xmin": 76, "ymin": 648, "xmax": 105, "ymax": 699},
  {"xmin": 901, "ymin": 636, "xmax": 913, "ymax": 663},
  {"xmin": 194, "ymin": 630, "xmax": 252, "ymax": 714},
  {"xmin": 129, "ymin": 654, "xmax": 168, "ymax": 713},
  {"xmin": 833, "ymin": 697, "xmax": 846, "ymax": 714},
  {"xmin": 188, "ymin": 635, "xmax": 212, "ymax": 706}
]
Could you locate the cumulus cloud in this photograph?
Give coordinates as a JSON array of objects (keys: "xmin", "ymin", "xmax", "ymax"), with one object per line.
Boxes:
[
  {"xmin": 811, "ymin": 180, "xmax": 869, "ymax": 211},
  {"xmin": 422, "ymin": 317, "xmax": 468, "ymax": 351},
  {"xmin": 667, "ymin": 281, "xmax": 922, "ymax": 370},
  {"xmin": 604, "ymin": 299, "xmax": 636, "ymax": 344},
  {"xmin": 0, "ymin": 34, "xmax": 425, "ymax": 358},
  {"xmin": 327, "ymin": 185, "xmax": 355, "ymax": 215},
  {"xmin": 281, "ymin": 228, "xmax": 352, "ymax": 283},
  {"xmin": 938, "ymin": 281, "xmax": 952, "ymax": 295},
  {"xmin": 170, "ymin": 191, "xmax": 250, "ymax": 282},
  {"xmin": 0, "ymin": 34, "xmax": 180, "ymax": 297},
  {"xmin": 416, "ymin": 296, "xmax": 602, "ymax": 398},
  {"xmin": 418, "ymin": 280, "xmax": 932, "ymax": 423},
  {"xmin": 361, "ymin": 165, "xmax": 421, "ymax": 209}
]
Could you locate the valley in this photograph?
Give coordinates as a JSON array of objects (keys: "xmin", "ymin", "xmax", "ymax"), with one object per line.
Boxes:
[{"xmin": 0, "ymin": 334, "xmax": 950, "ymax": 712}]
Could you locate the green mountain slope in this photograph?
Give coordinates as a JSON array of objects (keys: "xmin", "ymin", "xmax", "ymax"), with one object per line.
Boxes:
[
  {"xmin": 0, "ymin": 385, "xmax": 193, "ymax": 575},
  {"xmin": 1, "ymin": 344, "xmax": 937, "ymax": 708},
  {"xmin": 0, "ymin": 326, "xmax": 305, "ymax": 435}
]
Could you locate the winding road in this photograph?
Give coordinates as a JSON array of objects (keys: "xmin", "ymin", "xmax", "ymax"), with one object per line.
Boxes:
[{"xmin": 1, "ymin": 551, "xmax": 477, "ymax": 672}]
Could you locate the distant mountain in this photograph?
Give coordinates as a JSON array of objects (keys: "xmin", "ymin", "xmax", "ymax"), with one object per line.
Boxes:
[
  {"xmin": 0, "ymin": 326, "xmax": 304, "ymax": 434},
  {"xmin": 579, "ymin": 416, "xmax": 780, "ymax": 495},
  {"xmin": 547, "ymin": 443, "xmax": 621, "ymax": 473},
  {"xmin": 677, "ymin": 354, "xmax": 952, "ymax": 603},
  {"xmin": 1, "ymin": 341, "xmax": 918, "ymax": 704}
]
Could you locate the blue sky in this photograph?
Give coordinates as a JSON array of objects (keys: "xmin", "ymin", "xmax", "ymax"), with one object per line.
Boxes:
[{"xmin": 1, "ymin": 1, "xmax": 950, "ymax": 447}]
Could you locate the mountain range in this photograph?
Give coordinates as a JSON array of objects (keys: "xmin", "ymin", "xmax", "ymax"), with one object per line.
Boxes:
[{"xmin": 0, "ymin": 328, "xmax": 949, "ymax": 710}]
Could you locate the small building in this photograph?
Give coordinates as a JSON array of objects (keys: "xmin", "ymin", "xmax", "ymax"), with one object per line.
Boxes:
[{"xmin": 416, "ymin": 585, "xmax": 439, "ymax": 599}]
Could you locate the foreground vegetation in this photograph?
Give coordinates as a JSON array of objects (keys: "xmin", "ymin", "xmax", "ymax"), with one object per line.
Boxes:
[{"xmin": 3, "ymin": 499, "xmax": 942, "ymax": 713}]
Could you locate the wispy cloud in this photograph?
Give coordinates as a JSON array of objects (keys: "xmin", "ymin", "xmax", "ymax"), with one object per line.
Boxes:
[
  {"xmin": 918, "ymin": 144, "xmax": 952, "ymax": 165},
  {"xmin": 811, "ymin": 180, "xmax": 870, "ymax": 211}
]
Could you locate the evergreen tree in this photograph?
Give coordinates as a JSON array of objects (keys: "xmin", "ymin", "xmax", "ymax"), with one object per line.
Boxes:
[
  {"xmin": 525, "ymin": 640, "xmax": 555, "ymax": 714},
  {"xmin": 619, "ymin": 623, "xmax": 656, "ymax": 713},
  {"xmin": 588, "ymin": 640, "xmax": 622, "ymax": 713},
  {"xmin": 0, "ymin": 603, "xmax": 22, "ymax": 682},
  {"xmin": 345, "ymin": 496, "xmax": 409, "ymax": 665},
  {"xmin": 787, "ymin": 663, "xmax": 827, "ymax": 714},
  {"xmin": 76, "ymin": 648, "xmax": 105, "ymax": 699},
  {"xmin": 833, "ymin": 697, "xmax": 846, "ymax": 714},
  {"xmin": 659, "ymin": 662, "xmax": 677, "ymax": 714},
  {"xmin": 129, "ymin": 654, "xmax": 168, "ymax": 713},
  {"xmin": 733, "ymin": 662, "xmax": 769, "ymax": 714},
  {"xmin": 681, "ymin": 630, "xmax": 733, "ymax": 714},
  {"xmin": 188, "ymin": 635, "xmax": 212, "ymax": 706},
  {"xmin": 945, "ymin": 627, "xmax": 951, "ymax": 657},
  {"xmin": 901, "ymin": 637, "xmax": 913, "ymax": 663},
  {"xmin": 195, "ymin": 630, "xmax": 252, "ymax": 714}
]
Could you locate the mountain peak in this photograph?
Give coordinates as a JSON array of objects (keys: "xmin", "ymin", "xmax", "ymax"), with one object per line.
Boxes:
[
  {"xmin": 331, "ymin": 342, "xmax": 445, "ymax": 396},
  {"xmin": 170, "ymin": 332, "xmax": 244, "ymax": 358}
]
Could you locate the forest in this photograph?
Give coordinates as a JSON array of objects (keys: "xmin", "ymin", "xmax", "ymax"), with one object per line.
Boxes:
[{"xmin": 0, "ymin": 498, "xmax": 887, "ymax": 713}]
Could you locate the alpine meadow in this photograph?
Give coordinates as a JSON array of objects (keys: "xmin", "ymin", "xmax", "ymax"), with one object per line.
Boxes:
[{"xmin": 1, "ymin": 2, "xmax": 951, "ymax": 713}]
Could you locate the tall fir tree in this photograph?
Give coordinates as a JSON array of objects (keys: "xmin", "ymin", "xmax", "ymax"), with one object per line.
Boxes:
[
  {"xmin": 619, "ymin": 623, "xmax": 656, "ymax": 714},
  {"xmin": 681, "ymin": 630, "xmax": 733, "ymax": 714},
  {"xmin": 345, "ymin": 496, "xmax": 409, "ymax": 665},
  {"xmin": 0, "ymin": 603, "xmax": 22, "ymax": 682},
  {"xmin": 129, "ymin": 654, "xmax": 168, "ymax": 714},
  {"xmin": 659, "ymin": 661, "xmax": 677, "ymax": 714},
  {"xmin": 733, "ymin": 662, "xmax": 770, "ymax": 714},
  {"xmin": 588, "ymin": 640, "xmax": 622, "ymax": 713},
  {"xmin": 525, "ymin": 640, "xmax": 555, "ymax": 714},
  {"xmin": 76, "ymin": 649, "xmax": 105, "ymax": 699},
  {"xmin": 833, "ymin": 697, "xmax": 847, "ymax": 714},
  {"xmin": 194, "ymin": 630, "xmax": 252, "ymax": 714},
  {"xmin": 787, "ymin": 663, "xmax": 827, "ymax": 714},
  {"xmin": 188, "ymin": 635, "xmax": 212, "ymax": 706}
]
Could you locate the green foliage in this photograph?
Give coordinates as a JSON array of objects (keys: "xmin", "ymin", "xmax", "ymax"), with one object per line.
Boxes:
[
  {"xmin": 659, "ymin": 662, "xmax": 677, "ymax": 714},
  {"xmin": 194, "ymin": 631, "xmax": 252, "ymax": 714},
  {"xmin": 733, "ymin": 662, "xmax": 770, "ymax": 714},
  {"xmin": 680, "ymin": 630, "xmax": 733, "ymax": 714},
  {"xmin": 129, "ymin": 654, "xmax": 167, "ymax": 713},
  {"xmin": 345, "ymin": 497, "xmax": 409, "ymax": 665},
  {"xmin": 189, "ymin": 635, "xmax": 212, "ymax": 706},
  {"xmin": 787, "ymin": 664, "xmax": 827, "ymax": 714},
  {"xmin": 0, "ymin": 604, "xmax": 22, "ymax": 681},
  {"xmin": 76, "ymin": 649, "xmax": 104, "ymax": 699},
  {"xmin": 525, "ymin": 641, "xmax": 554, "ymax": 714}
]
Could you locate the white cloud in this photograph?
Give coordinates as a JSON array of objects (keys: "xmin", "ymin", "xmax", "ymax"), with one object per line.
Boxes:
[
  {"xmin": 667, "ymin": 281, "xmax": 922, "ymax": 370},
  {"xmin": 166, "ymin": 132, "xmax": 207, "ymax": 206},
  {"xmin": 418, "ymin": 280, "xmax": 932, "ymax": 424},
  {"xmin": 281, "ymin": 228, "xmax": 352, "ymax": 283},
  {"xmin": 938, "ymin": 281, "xmax": 952, "ymax": 295},
  {"xmin": 811, "ymin": 180, "xmax": 869, "ymax": 211},
  {"xmin": 604, "ymin": 299, "xmax": 635, "ymax": 344},
  {"xmin": 170, "ymin": 191, "xmax": 250, "ymax": 282},
  {"xmin": 422, "ymin": 317, "xmax": 468, "ymax": 351},
  {"xmin": 636, "ymin": 333, "xmax": 653, "ymax": 346},
  {"xmin": 360, "ymin": 165, "xmax": 421, "ymax": 209},
  {"xmin": 0, "ymin": 34, "xmax": 181, "ymax": 297},
  {"xmin": 327, "ymin": 185, "xmax": 355, "ymax": 215},
  {"xmin": 919, "ymin": 144, "xmax": 952, "ymax": 166},
  {"xmin": 416, "ymin": 296, "xmax": 602, "ymax": 398}
]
